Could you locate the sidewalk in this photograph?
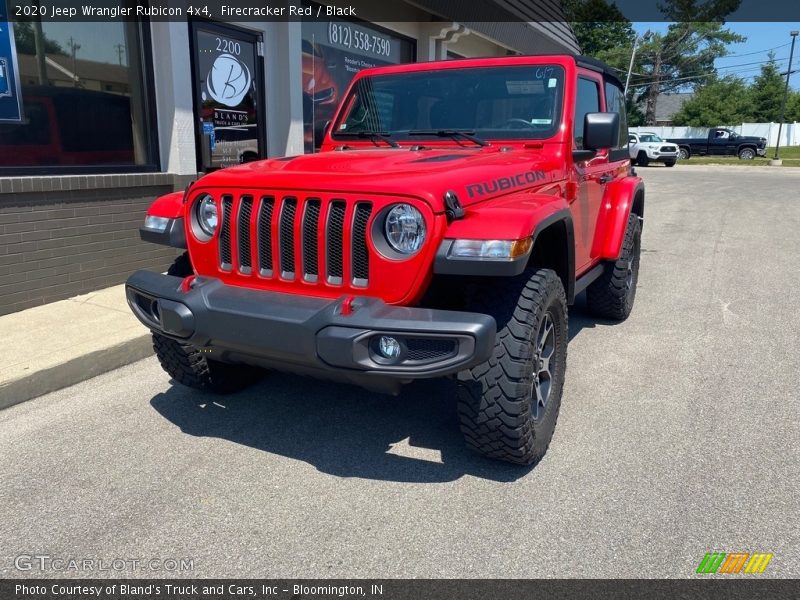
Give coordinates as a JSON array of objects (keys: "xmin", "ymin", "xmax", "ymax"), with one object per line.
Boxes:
[{"xmin": 0, "ymin": 284, "xmax": 152, "ymax": 410}]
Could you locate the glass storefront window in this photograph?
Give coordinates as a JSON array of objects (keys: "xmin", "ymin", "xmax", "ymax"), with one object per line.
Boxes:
[
  {"xmin": 0, "ymin": 12, "xmax": 157, "ymax": 173},
  {"xmin": 301, "ymin": 5, "xmax": 415, "ymax": 152}
]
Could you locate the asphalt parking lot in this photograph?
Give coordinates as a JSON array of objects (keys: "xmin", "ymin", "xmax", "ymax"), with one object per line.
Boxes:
[{"xmin": 1, "ymin": 165, "xmax": 798, "ymax": 579}]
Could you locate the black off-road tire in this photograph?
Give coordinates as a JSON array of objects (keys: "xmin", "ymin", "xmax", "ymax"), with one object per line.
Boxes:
[
  {"xmin": 586, "ymin": 212, "xmax": 641, "ymax": 321},
  {"xmin": 456, "ymin": 268, "xmax": 568, "ymax": 466},
  {"xmin": 637, "ymin": 151, "xmax": 650, "ymax": 167},
  {"xmin": 153, "ymin": 253, "xmax": 265, "ymax": 394},
  {"xmin": 678, "ymin": 147, "xmax": 690, "ymax": 160},
  {"xmin": 664, "ymin": 159, "xmax": 676, "ymax": 167}
]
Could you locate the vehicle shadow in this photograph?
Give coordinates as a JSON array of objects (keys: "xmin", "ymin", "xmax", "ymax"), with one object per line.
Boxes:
[
  {"xmin": 150, "ymin": 295, "xmax": 606, "ymax": 484},
  {"xmin": 151, "ymin": 374, "xmax": 530, "ymax": 484},
  {"xmin": 567, "ymin": 291, "xmax": 616, "ymax": 342}
]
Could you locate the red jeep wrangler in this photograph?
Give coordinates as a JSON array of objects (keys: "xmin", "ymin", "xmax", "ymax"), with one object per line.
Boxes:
[{"xmin": 127, "ymin": 55, "xmax": 644, "ymax": 465}]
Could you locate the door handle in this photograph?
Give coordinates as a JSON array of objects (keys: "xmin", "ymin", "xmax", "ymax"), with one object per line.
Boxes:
[{"xmin": 599, "ymin": 174, "xmax": 614, "ymax": 184}]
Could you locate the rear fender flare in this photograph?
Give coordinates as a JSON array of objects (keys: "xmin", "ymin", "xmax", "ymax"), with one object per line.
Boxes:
[{"xmin": 591, "ymin": 176, "xmax": 644, "ymax": 260}]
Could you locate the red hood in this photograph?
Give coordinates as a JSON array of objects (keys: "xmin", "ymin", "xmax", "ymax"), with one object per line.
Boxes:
[{"xmin": 194, "ymin": 145, "xmax": 567, "ymax": 211}]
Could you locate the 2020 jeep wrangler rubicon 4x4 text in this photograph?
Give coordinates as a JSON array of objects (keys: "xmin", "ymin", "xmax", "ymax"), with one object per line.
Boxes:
[{"xmin": 127, "ymin": 55, "xmax": 644, "ymax": 465}]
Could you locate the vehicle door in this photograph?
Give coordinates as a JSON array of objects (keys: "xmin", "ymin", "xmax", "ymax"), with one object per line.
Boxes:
[
  {"xmin": 709, "ymin": 129, "xmax": 734, "ymax": 156},
  {"xmin": 571, "ymin": 71, "xmax": 607, "ymax": 271}
]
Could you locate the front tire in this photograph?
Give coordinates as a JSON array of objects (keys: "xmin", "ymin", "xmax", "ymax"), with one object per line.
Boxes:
[
  {"xmin": 586, "ymin": 212, "xmax": 641, "ymax": 321},
  {"xmin": 664, "ymin": 159, "xmax": 676, "ymax": 167},
  {"xmin": 457, "ymin": 268, "xmax": 568, "ymax": 465},
  {"xmin": 153, "ymin": 253, "xmax": 265, "ymax": 394},
  {"xmin": 738, "ymin": 147, "xmax": 755, "ymax": 160},
  {"xmin": 637, "ymin": 151, "xmax": 650, "ymax": 167},
  {"xmin": 678, "ymin": 147, "xmax": 690, "ymax": 160}
]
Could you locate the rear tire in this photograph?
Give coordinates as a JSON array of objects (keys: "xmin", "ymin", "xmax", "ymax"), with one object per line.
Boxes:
[
  {"xmin": 586, "ymin": 212, "xmax": 641, "ymax": 321},
  {"xmin": 456, "ymin": 268, "xmax": 568, "ymax": 466},
  {"xmin": 153, "ymin": 253, "xmax": 265, "ymax": 394}
]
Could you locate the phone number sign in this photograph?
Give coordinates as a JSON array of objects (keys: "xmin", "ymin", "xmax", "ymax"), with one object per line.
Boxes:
[{"xmin": 0, "ymin": 4, "xmax": 23, "ymax": 123}]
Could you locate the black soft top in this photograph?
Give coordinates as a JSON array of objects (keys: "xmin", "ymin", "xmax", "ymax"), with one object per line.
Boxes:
[{"xmin": 573, "ymin": 55, "xmax": 625, "ymax": 89}]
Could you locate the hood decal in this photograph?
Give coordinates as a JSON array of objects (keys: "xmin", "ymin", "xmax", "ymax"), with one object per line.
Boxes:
[{"xmin": 466, "ymin": 170, "xmax": 547, "ymax": 199}]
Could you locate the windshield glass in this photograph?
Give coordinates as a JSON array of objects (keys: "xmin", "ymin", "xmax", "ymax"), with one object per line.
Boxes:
[
  {"xmin": 333, "ymin": 65, "xmax": 565, "ymax": 141},
  {"xmin": 639, "ymin": 134, "xmax": 662, "ymax": 142}
]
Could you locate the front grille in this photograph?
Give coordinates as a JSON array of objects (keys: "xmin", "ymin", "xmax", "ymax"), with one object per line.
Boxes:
[
  {"xmin": 216, "ymin": 194, "xmax": 374, "ymax": 287},
  {"xmin": 257, "ymin": 197, "xmax": 275, "ymax": 276},
  {"xmin": 237, "ymin": 196, "xmax": 253, "ymax": 273},
  {"xmin": 302, "ymin": 199, "xmax": 321, "ymax": 282},
  {"xmin": 660, "ymin": 146, "xmax": 677, "ymax": 152},
  {"xmin": 279, "ymin": 198, "xmax": 297, "ymax": 278},
  {"xmin": 326, "ymin": 201, "xmax": 346, "ymax": 284},
  {"xmin": 406, "ymin": 338, "xmax": 457, "ymax": 362},
  {"xmin": 219, "ymin": 196, "xmax": 233, "ymax": 269},
  {"xmin": 352, "ymin": 203, "xmax": 372, "ymax": 286}
]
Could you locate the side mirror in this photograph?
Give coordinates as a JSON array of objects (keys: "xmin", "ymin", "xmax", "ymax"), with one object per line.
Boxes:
[{"xmin": 583, "ymin": 112, "xmax": 620, "ymax": 150}]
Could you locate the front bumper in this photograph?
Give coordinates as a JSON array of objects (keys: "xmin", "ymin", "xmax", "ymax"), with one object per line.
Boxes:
[
  {"xmin": 757, "ymin": 147, "xmax": 767, "ymax": 157},
  {"xmin": 126, "ymin": 271, "xmax": 496, "ymax": 390}
]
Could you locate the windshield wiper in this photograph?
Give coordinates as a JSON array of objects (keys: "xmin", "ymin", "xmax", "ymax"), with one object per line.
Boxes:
[
  {"xmin": 408, "ymin": 129, "xmax": 489, "ymax": 147},
  {"xmin": 335, "ymin": 131, "xmax": 399, "ymax": 148}
]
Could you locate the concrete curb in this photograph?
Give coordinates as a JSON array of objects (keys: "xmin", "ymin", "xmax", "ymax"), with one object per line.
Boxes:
[
  {"xmin": 0, "ymin": 283, "xmax": 156, "ymax": 411},
  {"xmin": 0, "ymin": 335, "xmax": 153, "ymax": 411}
]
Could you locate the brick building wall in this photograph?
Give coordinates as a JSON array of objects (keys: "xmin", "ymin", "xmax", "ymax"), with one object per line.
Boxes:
[{"xmin": 0, "ymin": 174, "xmax": 189, "ymax": 316}]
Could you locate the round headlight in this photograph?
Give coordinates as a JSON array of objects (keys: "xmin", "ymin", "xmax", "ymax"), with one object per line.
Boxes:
[
  {"xmin": 196, "ymin": 195, "xmax": 218, "ymax": 236},
  {"xmin": 384, "ymin": 204, "xmax": 426, "ymax": 255}
]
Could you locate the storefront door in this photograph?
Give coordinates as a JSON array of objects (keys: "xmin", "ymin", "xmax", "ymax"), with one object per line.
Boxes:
[{"xmin": 190, "ymin": 21, "xmax": 266, "ymax": 172}]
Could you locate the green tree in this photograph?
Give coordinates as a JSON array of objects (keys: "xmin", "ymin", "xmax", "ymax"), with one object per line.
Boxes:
[
  {"xmin": 632, "ymin": 22, "xmax": 745, "ymax": 125},
  {"xmin": 563, "ymin": 0, "xmax": 635, "ymax": 61},
  {"xmin": 12, "ymin": 21, "xmax": 66, "ymax": 56},
  {"xmin": 786, "ymin": 91, "xmax": 800, "ymax": 122},
  {"xmin": 671, "ymin": 76, "xmax": 750, "ymax": 125},
  {"xmin": 747, "ymin": 54, "xmax": 789, "ymax": 122}
]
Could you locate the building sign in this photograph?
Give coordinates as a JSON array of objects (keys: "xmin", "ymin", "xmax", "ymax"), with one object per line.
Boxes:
[
  {"xmin": 191, "ymin": 22, "xmax": 263, "ymax": 170},
  {"xmin": 301, "ymin": 11, "xmax": 415, "ymax": 151},
  {"xmin": 0, "ymin": 5, "xmax": 23, "ymax": 123}
]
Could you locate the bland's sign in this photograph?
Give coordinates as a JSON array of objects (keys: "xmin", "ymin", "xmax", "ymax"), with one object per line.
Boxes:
[{"xmin": 0, "ymin": 5, "xmax": 23, "ymax": 123}]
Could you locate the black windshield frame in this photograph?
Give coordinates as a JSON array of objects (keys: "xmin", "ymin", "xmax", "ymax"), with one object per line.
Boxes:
[{"xmin": 332, "ymin": 65, "xmax": 566, "ymax": 143}]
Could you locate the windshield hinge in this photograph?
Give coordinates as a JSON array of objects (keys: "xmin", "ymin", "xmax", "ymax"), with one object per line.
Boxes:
[{"xmin": 444, "ymin": 191, "xmax": 465, "ymax": 222}]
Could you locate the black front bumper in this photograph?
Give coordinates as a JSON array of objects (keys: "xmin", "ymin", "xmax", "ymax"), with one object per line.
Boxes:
[{"xmin": 126, "ymin": 271, "xmax": 496, "ymax": 391}]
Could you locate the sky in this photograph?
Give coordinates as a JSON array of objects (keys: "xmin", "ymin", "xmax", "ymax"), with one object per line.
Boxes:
[{"xmin": 632, "ymin": 22, "xmax": 800, "ymax": 91}]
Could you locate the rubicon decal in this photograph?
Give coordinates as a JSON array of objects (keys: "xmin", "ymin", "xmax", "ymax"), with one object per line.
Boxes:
[
  {"xmin": 466, "ymin": 170, "xmax": 547, "ymax": 198},
  {"xmin": 696, "ymin": 552, "xmax": 773, "ymax": 574}
]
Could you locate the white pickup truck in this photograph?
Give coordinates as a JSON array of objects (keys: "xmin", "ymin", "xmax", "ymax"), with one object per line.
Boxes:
[{"xmin": 628, "ymin": 132, "xmax": 679, "ymax": 167}]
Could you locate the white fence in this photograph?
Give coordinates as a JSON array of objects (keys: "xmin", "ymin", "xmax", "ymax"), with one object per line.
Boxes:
[{"xmin": 630, "ymin": 123, "xmax": 799, "ymax": 147}]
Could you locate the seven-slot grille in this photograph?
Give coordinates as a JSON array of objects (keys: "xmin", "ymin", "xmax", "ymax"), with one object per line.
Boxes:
[{"xmin": 217, "ymin": 194, "xmax": 373, "ymax": 287}]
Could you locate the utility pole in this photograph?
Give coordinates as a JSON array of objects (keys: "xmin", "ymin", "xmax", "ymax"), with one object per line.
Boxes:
[
  {"xmin": 771, "ymin": 30, "xmax": 798, "ymax": 165},
  {"xmin": 67, "ymin": 37, "xmax": 81, "ymax": 86},
  {"xmin": 625, "ymin": 30, "xmax": 651, "ymax": 98},
  {"xmin": 114, "ymin": 43, "xmax": 126, "ymax": 66}
]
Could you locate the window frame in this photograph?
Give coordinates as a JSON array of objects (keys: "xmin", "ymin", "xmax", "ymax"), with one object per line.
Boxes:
[
  {"xmin": 0, "ymin": 19, "xmax": 160, "ymax": 177},
  {"xmin": 603, "ymin": 78, "xmax": 630, "ymax": 162},
  {"xmin": 573, "ymin": 75, "xmax": 601, "ymax": 150}
]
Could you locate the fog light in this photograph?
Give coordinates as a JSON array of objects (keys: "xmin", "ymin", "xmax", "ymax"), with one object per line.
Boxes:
[{"xmin": 378, "ymin": 336, "xmax": 402, "ymax": 360}]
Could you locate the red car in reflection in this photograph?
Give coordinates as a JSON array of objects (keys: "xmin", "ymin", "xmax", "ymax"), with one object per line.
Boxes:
[
  {"xmin": 302, "ymin": 40, "xmax": 339, "ymax": 149},
  {"xmin": 0, "ymin": 87, "xmax": 134, "ymax": 166}
]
